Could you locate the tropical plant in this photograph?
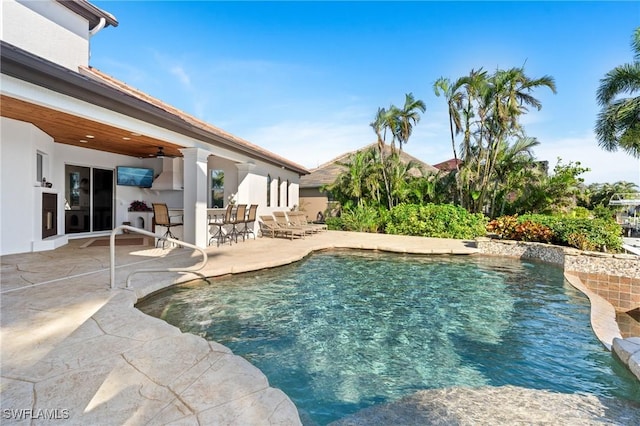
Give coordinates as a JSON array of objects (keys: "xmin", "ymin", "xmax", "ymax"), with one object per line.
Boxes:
[
  {"xmin": 386, "ymin": 203, "xmax": 487, "ymax": 239},
  {"xmin": 368, "ymin": 94, "xmax": 427, "ymax": 209},
  {"xmin": 433, "ymin": 76, "xmax": 463, "ymax": 168},
  {"xmin": 436, "ymin": 66, "xmax": 556, "ymax": 214},
  {"xmin": 595, "ymin": 27, "xmax": 640, "ymax": 158},
  {"xmin": 518, "ymin": 214, "xmax": 623, "ymax": 252},
  {"xmin": 579, "ymin": 181, "xmax": 639, "ymax": 210},
  {"xmin": 393, "ymin": 93, "xmax": 426, "ymax": 153},
  {"xmin": 508, "ymin": 159, "xmax": 589, "ymax": 215},
  {"xmin": 489, "ymin": 213, "xmax": 623, "ymax": 252},
  {"xmin": 338, "ymin": 204, "xmax": 389, "ymax": 233}
]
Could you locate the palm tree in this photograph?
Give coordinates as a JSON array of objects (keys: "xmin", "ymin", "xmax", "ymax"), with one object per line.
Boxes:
[
  {"xmin": 467, "ymin": 67, "xmax": 556, "ymax": 213},
  {"xmin": 394, "ymin": 93, "xmax": 426, "ymax": 152},
  {"xmin": 433, "ymin": 77, "xmax": 463, "ymax": 167},
  {"xmin": 489, "ymin": 136, "xmax": 541, "ymax": 217},
  {"xmin": 324, "ymin": 148, "xmax": 381, "ymax": 209},
  {"xmin": 595, "ymin": 27, "xmax": 640, "ymax": 158},
  {"xmin": 370, "ymin": 108, "xmax": 394, "ymax": 208}
]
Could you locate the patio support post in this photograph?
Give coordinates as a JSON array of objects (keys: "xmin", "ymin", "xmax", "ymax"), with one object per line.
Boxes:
[
  {"xmin": 236, "ymin": 162, "xmax": 257, "ymax": 205},
  {"xmin": 181, "ymin": 147, "xmax": 209, "ymax": 248}
]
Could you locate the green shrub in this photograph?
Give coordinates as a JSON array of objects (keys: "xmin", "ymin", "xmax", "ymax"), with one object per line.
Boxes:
[
  {"xmin": 486, "ymin": 215, "xmax": 520, "ymax": 239},
  {"xmin": 487, "ymin": 215, "xmax": 554, "ymax": 243},
  {"xmin": 332, "ymin": 205, "xmax": 388, "ymax": 233},
  {"xmin": 386, "ymin": 203, "xmax": 487, "ymax": 239},
  {"xmin": 325, "ymin": 216, "xmax": 344, "ymax": 231},
  {"xmin": 518, "ymin": 214, "xmax": 623, "ymax": 252}
]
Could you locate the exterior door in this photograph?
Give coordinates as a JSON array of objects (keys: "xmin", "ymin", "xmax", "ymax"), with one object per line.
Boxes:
[
  {"xmin": 65, "ymin": 165, "xmax": 113, "ymax": 233},
  {"xmin": 93, "ymin": 168, "xmax": 114, "ymax": 231}
]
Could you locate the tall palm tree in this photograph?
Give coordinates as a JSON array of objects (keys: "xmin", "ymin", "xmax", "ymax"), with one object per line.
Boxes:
[
  {"xmin": 471, "ymin": 67, "xmax": 556, "ymax": 213},
  {"xmin": 394, "ymin": 93, "xmax": 426, "ymax": 152},
  {"xmin": 370, "ymin": 108, "xmax": 394, "ymax": 208},
  {"xmin": 433, "ymin": 77, "xmax": 463, "ymax": 166},
  {"xmin": 595, "ymin": 27, "xmax": 640, "ymax": 158}
]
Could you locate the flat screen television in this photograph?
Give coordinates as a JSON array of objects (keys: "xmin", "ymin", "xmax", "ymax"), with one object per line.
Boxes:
[{"xmin": 116, "ymin": 166, "xmax": 154, "ymax": 188}]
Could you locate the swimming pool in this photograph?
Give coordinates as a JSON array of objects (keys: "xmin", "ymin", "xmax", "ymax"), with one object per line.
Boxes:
[{"xmin": 138, "ymin": 250, "xmax": 640, "ymax": 424}]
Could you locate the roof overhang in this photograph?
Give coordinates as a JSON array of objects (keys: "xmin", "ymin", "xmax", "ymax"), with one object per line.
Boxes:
[
  {"xmin": 0, "ymin": 41, "xmax": 309, "ymax": 175},
  {"xmin": 56, "ymin": 0, "xmax": 119, "ymax": 29}
]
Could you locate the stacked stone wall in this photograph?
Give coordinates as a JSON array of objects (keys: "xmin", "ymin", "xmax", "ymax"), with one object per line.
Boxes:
[{"xmin": 476, "ymin": 238, "xmax": 640, "ymax": 311}]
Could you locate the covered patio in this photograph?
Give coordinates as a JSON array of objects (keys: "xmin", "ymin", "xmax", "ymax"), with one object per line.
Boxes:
[{"xmin": 1, "ymin": 41, "xmax": 308, "ymax": 255}]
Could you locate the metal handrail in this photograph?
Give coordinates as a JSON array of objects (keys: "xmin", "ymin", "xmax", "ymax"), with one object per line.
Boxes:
[
  {"xmin": 109, "ymin": 225, "xmax": 208, "ymax": 289},
  {"xmin": 609, "ymin": 193, "xmax": 640, "ymax": 206}
]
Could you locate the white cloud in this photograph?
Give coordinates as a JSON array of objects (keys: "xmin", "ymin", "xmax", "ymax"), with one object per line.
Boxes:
[
  {"xmin": 246, "ymin": 120, "xmax": 373, "ymax": 169},
  {"xmin": 170, "ymin": 65, "xmax": 191, "ymax": 88}
]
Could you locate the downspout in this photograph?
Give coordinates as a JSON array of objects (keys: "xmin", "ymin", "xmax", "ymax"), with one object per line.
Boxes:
[{"xmin": 89, "ymin": 17, "xmax": 106, "ymax": 37}]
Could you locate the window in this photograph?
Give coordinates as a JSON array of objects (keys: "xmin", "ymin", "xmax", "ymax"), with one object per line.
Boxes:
[
  {"xmin": 267, "ymin": 174, "xmax": 272, "ymax": 207},
  {"xmin": 277, "ymin": 177, "xmax": 282, "ymax": 207},
  {"xmin": 36, "ymin": 151, "xmax": 48, "ymax": 184},
  {"xmin": 211, "ymin": 170, "xmax": 224, "ymax": 208}
]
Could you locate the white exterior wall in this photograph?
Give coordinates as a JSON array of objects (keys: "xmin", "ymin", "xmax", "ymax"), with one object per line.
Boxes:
[
  {"xmin": 1, "ymin": 118, "xmax": 50, "ymax": 254},
  {"xmin": 1, "ymin": 0, "xmax": 90, "ymax": 70},
  {"xmin": 0, "ymin": 116, "xmax": 187, "ymax": 255}
]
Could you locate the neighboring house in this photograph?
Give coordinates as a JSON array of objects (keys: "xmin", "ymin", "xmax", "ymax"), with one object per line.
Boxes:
[
  {"xmin": 0, "ymin": 0, "xmax": 308, "ymax": 255},
  {"xmin": 432, "ymin": 158, "xmax": 462, "ymax": 173},
  {"xmin": 299, "ymin": 143, "xmax": 438, "ymax": 220}
]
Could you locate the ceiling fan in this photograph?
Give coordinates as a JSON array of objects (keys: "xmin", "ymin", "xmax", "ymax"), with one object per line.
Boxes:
[{"xmin": 153, "ymin": 146, "xmax": 175, "ymax": 158}]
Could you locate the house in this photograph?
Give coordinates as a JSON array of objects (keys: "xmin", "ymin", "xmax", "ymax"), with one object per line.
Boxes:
[
  {"xmin": 0, "ymin": 0, "xmax": 309, "ymax": 255},
  {"xmin": 299, "ymin": 143, "xmax": 438, "ymax": 219},
  {"xmin": 432, "ymin": 158, "xmax": 462, "ymax": 172}
]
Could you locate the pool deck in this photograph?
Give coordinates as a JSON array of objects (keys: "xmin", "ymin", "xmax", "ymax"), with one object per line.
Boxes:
[{"xmin": 0, "ymin": 231, "xmax": 633, "ymax": 424}]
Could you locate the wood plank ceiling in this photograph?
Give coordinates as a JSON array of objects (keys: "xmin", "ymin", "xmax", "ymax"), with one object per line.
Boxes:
[{"xmin": 1, "ymin": 95, "xmax": 183, "ymax": 158}]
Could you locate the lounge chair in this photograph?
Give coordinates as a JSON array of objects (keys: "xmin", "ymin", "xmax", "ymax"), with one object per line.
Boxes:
[
  {"xmin": 288, "ymin": 211, "xmax": 327, "ymax": 232},
  {"xmin": 259, "ymin": 215, "xmax": 305, "ymax": 240},
  {"xmin": 272, "ymin": 211, "xmax": 314, "ymax": 237}
]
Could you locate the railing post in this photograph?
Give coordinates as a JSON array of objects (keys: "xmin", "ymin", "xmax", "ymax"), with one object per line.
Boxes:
[{"xmin": 109, "ymin": 225, "xmax": 208, "ymax": 290}]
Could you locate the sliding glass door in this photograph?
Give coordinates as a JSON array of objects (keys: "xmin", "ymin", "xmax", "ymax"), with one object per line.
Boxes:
[
  {"xmin": 93, "ymin": 168, "xmax": 114, "ymax": 231},
  {"xmin": 65, "ymin": 165, "xmax": 114, "ymax": 234}
]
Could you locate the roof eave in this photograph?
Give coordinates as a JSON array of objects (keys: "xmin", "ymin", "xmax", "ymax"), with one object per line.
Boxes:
[
  {"xmin": 0, "ymin": 41, "xmax": 309, "ymax": 175},
  {"xmin": 56, "ymin": 0, "xmax": 119, "ymax": 29}
]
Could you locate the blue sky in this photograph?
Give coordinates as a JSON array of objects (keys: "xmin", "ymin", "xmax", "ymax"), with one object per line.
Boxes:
[{"xmin": 91, "ymin": 1, "xmax": 640, "ymax": 185}]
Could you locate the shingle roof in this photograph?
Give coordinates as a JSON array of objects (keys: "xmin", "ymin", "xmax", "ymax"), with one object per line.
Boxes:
[
  {"xmin": 432, "ymin": 158, "xmax": 462, "ymax": 172},
  {"xmin": 300, "ymin": 143, "xmax": 438, "ymax": 188},
  {"xmin": 79, "ymin": 66, "xmax": 310, "ymax": 175}
]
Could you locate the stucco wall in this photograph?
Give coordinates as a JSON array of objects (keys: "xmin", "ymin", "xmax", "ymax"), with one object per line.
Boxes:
[
  {"xmin": 3, "ymin": 0, "xmax": 90, "ymax": 70},
  {"xmin": 0, "ymin": 117, "xmax": 156, "ymax": 255},
  {"xmin": 476, "ymin": 238, "xmax": 640, "ymax": 311}
]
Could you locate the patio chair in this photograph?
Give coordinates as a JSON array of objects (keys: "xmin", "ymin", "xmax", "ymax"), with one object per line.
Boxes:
[
  {"xmin": 259, "ymin": 215, "xmax": 305, "ymax": 240},
  {"xmin": 208, "ymin": 204, "xmax": 234, "ymax": 247},
  {"xmin": 239, "ymin": 204, "xmax": 258, "ymax": 240},
  {"xmin": 272, "ymin": 211, "xmax": 314, "ymax": 237},
  {"xmin": 152, "ymin": 203, "xmax": 183, "ymax": 248},
  {"xmin": 288, "ymin": 211, "xmax": 327, "ymax": 233},
  {"xmin": 228, "ymin": 204, "xmax": 247, "ymax": 243}
]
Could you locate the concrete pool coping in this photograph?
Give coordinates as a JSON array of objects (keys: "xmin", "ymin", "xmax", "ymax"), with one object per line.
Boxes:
[{"xmin": 0, "ymin": 231, "xmax": 635, "ymax": 424}]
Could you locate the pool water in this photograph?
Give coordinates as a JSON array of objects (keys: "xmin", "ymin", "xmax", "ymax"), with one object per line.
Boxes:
[{"xmin": 138, "ymin": 251, "xmax": 640, "ymax": 425}]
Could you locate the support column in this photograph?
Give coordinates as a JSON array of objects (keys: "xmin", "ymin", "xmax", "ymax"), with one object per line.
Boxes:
[
  {"xmin": 181, "ymin": 147, "xmax": 210, "ymax": 248},
  {"xmin": 236, "ymin": 162, "xmax": 257, "ymax": 205}
]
